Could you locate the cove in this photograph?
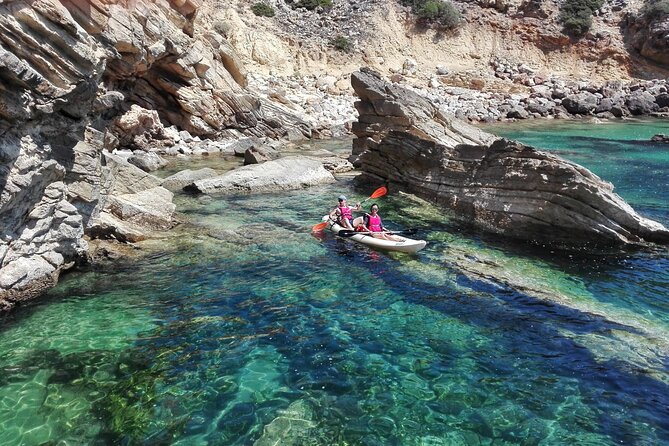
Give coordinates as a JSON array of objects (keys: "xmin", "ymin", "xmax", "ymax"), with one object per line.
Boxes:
[{"xmin": 0, "ymin": 121, "xmax": 668, "ymax": 445}]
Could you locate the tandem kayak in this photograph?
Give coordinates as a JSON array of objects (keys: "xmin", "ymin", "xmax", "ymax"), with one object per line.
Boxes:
[{"xmin": 322, "ymin": 216, "xmax": 427, "ymax": 254}]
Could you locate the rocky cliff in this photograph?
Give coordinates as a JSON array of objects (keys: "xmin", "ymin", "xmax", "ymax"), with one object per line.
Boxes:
[
  {"xmin": 350, "ymin": 68, "xmax": 669, "ymax": 248},
  {"xmin": 0, "ymin": 0, "xmax": 308, "ymax": 312},
  {"xmin": 624, "ymin": 5, "xmax": 669, "ymax": 67}
]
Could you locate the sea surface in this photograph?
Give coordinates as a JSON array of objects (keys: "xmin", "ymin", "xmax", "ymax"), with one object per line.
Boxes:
[{"xmin": 1, "ymin": 120, "xmax": 668, "ymax": 445}]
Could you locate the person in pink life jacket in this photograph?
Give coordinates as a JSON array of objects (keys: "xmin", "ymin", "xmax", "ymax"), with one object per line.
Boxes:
[
  {"xmin": 329, "ymin": 195, "xmax": 362, "ymax": 230},
  {"xmin": 355, "ymin": 204, "xmax": 403, "ymax": 241}
]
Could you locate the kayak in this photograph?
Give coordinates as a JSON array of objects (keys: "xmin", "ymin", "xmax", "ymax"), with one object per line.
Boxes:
[{"xmin": 322, "ymin": 216, "xmax": 427, "ymax": 254}]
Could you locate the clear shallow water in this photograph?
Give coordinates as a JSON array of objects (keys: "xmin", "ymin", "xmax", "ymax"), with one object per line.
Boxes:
[{"xmin": 1, "ymin": 125, "xmax": 669, "ymax": 445}]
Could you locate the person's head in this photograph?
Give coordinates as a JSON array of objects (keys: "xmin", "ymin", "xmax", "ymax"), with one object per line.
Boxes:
[
  {"xmin": 370, "ymin": 204, "xmax": 379, "ymax": 214},
  {"xmin": 338, "ymin": 195, "xmax": 347, "ymax": 206}
]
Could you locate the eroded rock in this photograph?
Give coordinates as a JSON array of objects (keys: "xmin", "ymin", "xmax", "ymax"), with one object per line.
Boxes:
[
  {"xmin": 161, "ymin": 168, "xmax": 219, "ymax": 191},
  {"xmin": 350, "ymin": 68, "xmax": 669, "ymax": 248},
  {"xmin": 185, "ymin": 156, "xmax": 335, "ymax": 195}
]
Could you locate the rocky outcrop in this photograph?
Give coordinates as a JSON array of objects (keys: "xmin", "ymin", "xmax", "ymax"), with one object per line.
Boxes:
[
  {"xmin": 161, "ymin": 168, "xmax": 219, "ymax": 191},
  {"xmin": 350, "ymin": 68, "xmax": 669, "ymax": 248},
  {"xmin": 185, "ymin": 156, "xmax": 335, "ymax": 195},
  {"xmin": 0, "ymin": 0, "xmax": 317, "ymax": 310},
  {"xmin": 624, "ymin": 8, "xmax": 669, "ymax": 67}
]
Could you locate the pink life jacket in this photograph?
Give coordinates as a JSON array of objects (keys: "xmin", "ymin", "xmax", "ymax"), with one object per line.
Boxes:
[
  {"xmin": 368, "ymin": 214, "xmax": 382, "ymax": 232},
  {"xmin": 338, "ymin": 205, "xmax": 352, "ymax": 221}
]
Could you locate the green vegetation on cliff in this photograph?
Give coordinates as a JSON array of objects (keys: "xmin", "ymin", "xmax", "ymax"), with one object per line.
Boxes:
[
  {"xmin": 294, "ymin": 0, "xmax": 333, "ymax": 10},
  {"xmin": 331, "ymin": 35, "xmax": 353, "ymax": 52},
  {"xmin": 251, "ymin": 2, "xmax": 276, "ymax": 17},
  {"xmin": 643, "ymin": 0, "xmax": 669, "ymax": 18},
  {"xmin": 559, "ymin": 0, "xmax": 604, "ymax": 36},
  {"xmin": 402, "ymin": 0, "xmax": 461, "ymax": 30}
]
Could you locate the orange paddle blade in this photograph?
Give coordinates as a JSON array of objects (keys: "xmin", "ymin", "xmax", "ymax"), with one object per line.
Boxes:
[
  {"xmin": 312, "ymin": 222, "xmax": 328, "ymax": 232},
  {"xmin": 369, "ymin": 186, "xmax": 388, "ymax": 199}
]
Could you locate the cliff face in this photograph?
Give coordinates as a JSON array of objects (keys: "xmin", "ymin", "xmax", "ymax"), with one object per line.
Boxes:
[
  {"xmin": 625, "ymin": 8, "xmax": 669, "ymax": 68},
  {"xmin": 350, "ymin": 68, "xmax": 669, "ymax": 248},
  {"xmin": 0, "ymin": 0, "xmax": 307, "ymax": 311}
]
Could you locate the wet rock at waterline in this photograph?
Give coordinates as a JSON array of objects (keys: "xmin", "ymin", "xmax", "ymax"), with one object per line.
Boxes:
[
  {"xmin": 185, "ymin": 156, "xmax": 335, "ymax": 195},
  {"xmin": 651, "ymin": 134, "xmax": 669, "ymax": 143},
  {"xmin": 244, "ymin": 146, "xmax": 279, "ymax": 165},
  {"xmin": 317, "ymin": 156, "xmax": 354, "ymax": 174},
  {"xmin": 161, "ymin": 168, "xmax": 219, "ymax": 191},
  {"xmin": 350, "ymin": 68, "xmax": 669, "ymax": 248},
  {"xmin": 128, "ymin": 151, "xmax": 169, "ymax": 172},
  {"xmin": 0, "ymin": 182, "xmax": 88, "ymax": 311}
]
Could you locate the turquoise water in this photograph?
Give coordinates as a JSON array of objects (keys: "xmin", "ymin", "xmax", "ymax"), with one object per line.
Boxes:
[{"xmin": 1, "ymin": 123, "xmax": 669, "ymax": 445}]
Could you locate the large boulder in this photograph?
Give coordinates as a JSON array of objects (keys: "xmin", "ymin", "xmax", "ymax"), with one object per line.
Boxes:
[
  {"xmin": 128, "ymin": 151, "xmax": 169, "ymax": 172},
  {"xmin": 561, "ymin": 92, "xmax": 599, "ymax": 115},
  {"xmin": 626, "ymin": 91, "xmax": 660, "ymax": 115},
  {"xmin": 185, "ymin": 156, "xmax": 335, "ymax": 195},
  {"xmin": 350, "ymin": 68, "xmax": 669, "ymax": 248},
  {"xmin": 244, "ymin": 146, "xmax": 279, "ymax": 165}
]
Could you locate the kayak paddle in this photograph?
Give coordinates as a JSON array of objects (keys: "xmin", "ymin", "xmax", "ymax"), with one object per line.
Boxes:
[
  {"xmin": 312, "ymin": 222, "xmax": 328, "ymax": 232},
  {"xmin": 360, "ymin": 186, "xmax": 387, "ymax": 204},
  {"xmin": 311, "ymin": 186, "xmax": 388, "ymax": 232},
  {"xmin": 338, "ymin": 229, "xmax": 417, "ymax": 237}
]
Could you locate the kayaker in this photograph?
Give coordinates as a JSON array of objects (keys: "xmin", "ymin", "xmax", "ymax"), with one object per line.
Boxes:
[
  {"xmin": 330, "ymin": 195, "xmax": 362, "ymax": 230},
  {"xmin": 357, "ymin": 204, "xmax": 403, "ymax": 241}
]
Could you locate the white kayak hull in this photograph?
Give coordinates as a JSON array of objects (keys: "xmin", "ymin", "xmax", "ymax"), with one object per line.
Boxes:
[{"xmin": 322, "ymin": 216, "xmax": 427, "ymax": 254}]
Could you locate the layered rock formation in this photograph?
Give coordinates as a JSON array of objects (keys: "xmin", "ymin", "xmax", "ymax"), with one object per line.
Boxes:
[
  {"xmin": 350, "ymin": 68, "xmax": 669, "ymax": 248},
  {"xmin": 0, "ymin": 0, "xmax": 310, "ymax": 311}
]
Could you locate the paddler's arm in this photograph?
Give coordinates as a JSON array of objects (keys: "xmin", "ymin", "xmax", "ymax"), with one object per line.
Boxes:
[{"xmin": 329, "ymin": 207, "xmax": 340, "ymax": 219}]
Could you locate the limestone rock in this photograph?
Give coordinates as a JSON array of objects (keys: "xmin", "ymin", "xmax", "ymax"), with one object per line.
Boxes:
[
  {"xmin": 112, "ymin": 105, "xmax": 174, "ymax": 151},
  {"xmin": 0, "ymin": 182, "xmax": 87, "ymax": 311},
  {"xmin": 87, "ymin": 212, "xmax": 149, "ymax": 243},
  {"xmin": 185, "ymin": 156, "xmax": 335, "ymax": 195},
  {"xmin": 244, "ymin": 146, "xmax": 279, "ymax": 165},
  {"xmin": 317, "ymin": 156, "xmax": 355, "ymax": 173},
  {"xmin": 105, "ymin": 187, "xmax": 176, "ymax": 231},
  {"xmin": 161, "ymin": 168, "xmax": 219, "ymax": 191},
  {"xmin": 350, "ymin": 68, "xmax": 669, "ymax": 248},
  {"xmin": 128, "ymin": 151, "xmax": 169, "ymax": 172}
]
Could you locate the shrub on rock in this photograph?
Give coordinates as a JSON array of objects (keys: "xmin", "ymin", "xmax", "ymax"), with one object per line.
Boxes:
[
  {"xmin": 295, "ymin": 0, "xmax": 333, "ymax": 10},
  {"xmin": 417, "ymin": 0, "xmax": 461, "ymax": 29},
  {"xmin": 331, "ymin": 35, "xmax": 353, "ymax": 53},
  {"xmin": 643, "ymin": 0, "xmax": 669, "ymax": 18},
  {"xmin": 559, "ymin": 0, "xmax": 604, "ymax": 36},
  {"xmin": 251, "ymin": 2, "xmax": 275, "ymax": 17}
]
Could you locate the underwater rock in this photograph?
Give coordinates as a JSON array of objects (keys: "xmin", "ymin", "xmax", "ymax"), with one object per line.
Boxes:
[
  {"xmin": 651, "ymin": 134, "xmax": 669, "ymax": 143},
  {"xmin": 350, "ymin": 68, "xmax": 669, "ymax": 248}
]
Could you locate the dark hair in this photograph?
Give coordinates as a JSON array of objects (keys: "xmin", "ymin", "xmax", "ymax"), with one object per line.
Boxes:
[{"xmin": 370, "ymin": 203, "xmax": 379, "ymax": 211}]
